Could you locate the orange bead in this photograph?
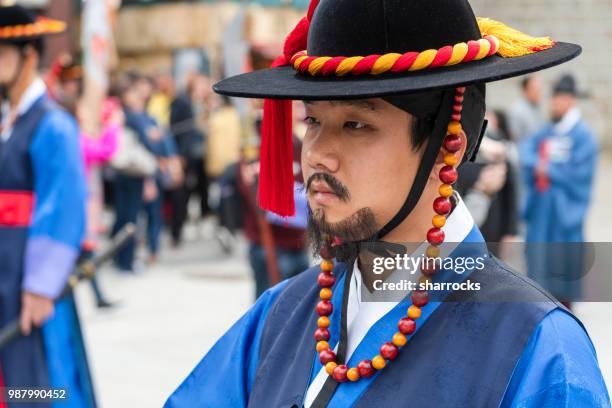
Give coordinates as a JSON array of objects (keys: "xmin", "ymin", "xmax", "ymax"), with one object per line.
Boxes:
[
  {"xmin": 439, "ymin": 183, "xmax": 453, "ymax": 198},
  {"xmin": 316, "ymin": 340, "xmax": 330, "ymax": 353},
  {"xmin": 408, "ymin": 305, "xmax": 422, "ymax": 319},
  {"xmin": 426, "ymin": 245, "xmax": 440, "ymax": 258},
  {"xmin": 444, "ymin": 152, "xmax": 459, "ymax": 166},
  {"xmin": 392, "ymin": 332, "xmax": 407, "ymax": 347},
  {"xmin": 447, "ymin": 121, "xmax": 462, "ymax": 135},
  {"xmin": 320, "ymin": 288, "xmax": 333, "ymax": 300},
  {"xmin": 371, "ymin": 355, "xmax": 386, "ymax": 370},
  {"xmin": 321, "ymin": 259, "xmax": 334, "ymax": 272},
  {"xmin": 318, "ymin": 316, "xmax": 330, "ymax": 328},
  {"xmin": 347, "ymin": 367, "xmax": 361, "ymax": 381},
  {"xmin": 325, "ymin": 361, "xmax": 338, "ymax": 375},
  {"xmin": 432, "ymin": 214, "xmax": 446, "ymax": 228}
]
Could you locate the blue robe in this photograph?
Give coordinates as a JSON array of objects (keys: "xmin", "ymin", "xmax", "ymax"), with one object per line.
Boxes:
[
  {"xmin": 165, "ymin": 226, "xmax": 610, "ymax": 407},
  {"xmin": 520, "ymin": 115, "xmax": 597, "ymax": 300},
  {"xmin": 0, "ymin": 94, "xmax": 94, "ymax": 407}
]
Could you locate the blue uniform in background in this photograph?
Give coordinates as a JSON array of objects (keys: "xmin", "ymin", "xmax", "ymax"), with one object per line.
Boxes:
[
  {"xmin": 520, "ymin": 107, "xmax": 598, "ymax": 301},
  {"xmin": 0, "ymin": 79, "xmax": 94, "ymax": 407}
]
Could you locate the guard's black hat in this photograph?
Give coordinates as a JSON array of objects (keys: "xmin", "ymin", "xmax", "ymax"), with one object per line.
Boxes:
[
  {"xmin": 0, "ymin": 4, "xmax": 65, "ymax": 48},
  {"xmin": 213, "ymin": 0, "xmax": 580, "ymax": 239},
  {"xmin": 553, "ymin": 74, "xmax": 588, "ymax": 98}
]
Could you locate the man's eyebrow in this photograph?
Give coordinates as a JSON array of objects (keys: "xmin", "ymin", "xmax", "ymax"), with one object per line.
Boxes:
[{"xmin": 303, "ymin": 99, "xmax": 378, "ymax": 111}]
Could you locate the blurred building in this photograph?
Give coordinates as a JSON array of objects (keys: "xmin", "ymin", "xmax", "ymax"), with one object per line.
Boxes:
[{"xmin": 470, "ymin": 0, "xmax": 612, "ymax": 148}]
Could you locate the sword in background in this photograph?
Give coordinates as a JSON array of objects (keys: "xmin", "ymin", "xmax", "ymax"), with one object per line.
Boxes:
[{"xmin": 0, "ymin": 223, "xmax": 136, "ymax": 350}]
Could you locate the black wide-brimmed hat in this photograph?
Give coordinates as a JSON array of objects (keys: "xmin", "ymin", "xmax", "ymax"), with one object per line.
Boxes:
[
  {"xmin": 215, "ymin": 0, "xmax": 580, "ymax": 100},
  {"xmin": 213, "ymin": 0, "xmax": 580, "ymax": 239},
  {"xmin": 0, "ymin": 4, "xmax": 66, "ymax": 46}
]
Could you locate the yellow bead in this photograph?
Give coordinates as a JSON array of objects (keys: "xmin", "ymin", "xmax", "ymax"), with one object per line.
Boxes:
[
  {"xmin": 392, "ymin": 332, "xmax": 407, "ymax": 347},
  {"xmin": 318, "ymin": 316, "xmax": 330, "ymax": 328},
  {"xmin": 316, "ymin": 340, "xmax": 330, "ymax": 353},
  {"xmin": 444, "ymin": 152, "xmax": 459, "ymax": 166},
  {"xmin": 419, "ymin": 275, "xmax": 432, "ymax": 287},
  {"xmin": 320, "ymin": 288, "xmax": 333, "ymax": 300},
  {"xmin": 432, "ymin": 214, "xmax": 446, "ymax": 228},
  {"xmin": 426, "ymin": 245, "xmax": 440, "ymax": 258},
  {"xmin": 325, "ymin": 361, "xmax": 337, "ymax": 375},
  {"xmin": 447, "ymin": 121, "xmax": 462, "ymax": 135},
  {"xmin": 439, "ymin": 183, "xmax": 453, "ymax": 198},
  {"xmin": 408, "ymin": 305, "xmax": 422, "ymax": 319},
  {"xmin": 347, "ymin": 367, "xmax": 361, "ymax": 381},
  {"xmin": 321, "ymin": 260, "xmax": 334, "ymax": 272},
  {"xmin": 372, "ymin": 355, "xmax": 386, "ymax": 370}
]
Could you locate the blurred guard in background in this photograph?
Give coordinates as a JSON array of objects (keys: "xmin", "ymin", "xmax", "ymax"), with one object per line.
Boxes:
[
  {"xmin": 0, "ymin": 5, "xmax": 94, "ymax": 407},
  {"xmin": 520, "ymin": 74, "xmax": 598, "ymax": 309}
]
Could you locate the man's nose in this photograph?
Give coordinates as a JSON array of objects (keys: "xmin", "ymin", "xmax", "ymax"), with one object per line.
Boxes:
[{"xmin": 304, "ymin": 126, "xmax": 341, "ymax": 173}]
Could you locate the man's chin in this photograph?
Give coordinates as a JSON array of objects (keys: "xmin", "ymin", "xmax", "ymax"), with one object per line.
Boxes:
[{"xmin": 309, "ymin": 204, "xmax": 348, "ymax": 225}]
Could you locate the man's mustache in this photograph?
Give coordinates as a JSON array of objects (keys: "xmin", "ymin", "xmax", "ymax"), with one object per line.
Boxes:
[{"xmin": 306, "ymin": 173, "xmax": 350, "ymax": 202}]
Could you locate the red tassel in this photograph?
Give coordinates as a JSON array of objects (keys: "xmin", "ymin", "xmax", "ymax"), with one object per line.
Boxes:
[
  {"xmin": 259, "ymin": 98, "xmax": 294, "ymax": 216},
  {"xmin": 258, "ymin": 0, "xmax": 319, "ymax": 216}
]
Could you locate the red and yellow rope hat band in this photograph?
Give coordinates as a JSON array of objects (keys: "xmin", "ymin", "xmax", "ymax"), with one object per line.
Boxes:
[
  {"xmin": 291, "ymin": 18, "xmax": 555, "ymax": 77},
  {"xmin": 0, "ymin": 17, "xmax": 66, "ymax": 40}
]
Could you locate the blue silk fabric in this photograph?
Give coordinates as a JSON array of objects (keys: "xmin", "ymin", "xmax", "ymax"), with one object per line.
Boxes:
[
  {"xmin": 166, "ymin": 226, "xmax": 610, "ymax": 407},
  {"xmin": 0, "ymin": 95, "xmax": 93, "ymax": 407}
]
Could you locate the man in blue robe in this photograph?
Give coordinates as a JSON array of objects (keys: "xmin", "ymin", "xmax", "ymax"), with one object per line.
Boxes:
[
  {"xmin": 0, "ymin": 6, "xmax": 94, "ymax": 407},
  {"xmin": 520, "ymin": 74, "xmax": 598, "ymax": 308},
  {"xmin": 166, "ymin": 0, "xmax": 610, "ymax": 406}
]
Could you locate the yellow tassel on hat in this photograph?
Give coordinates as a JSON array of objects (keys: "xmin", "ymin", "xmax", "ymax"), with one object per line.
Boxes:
[{"xmin": 477, "ymin": 17, "xmax": 555, "ymax": 58}]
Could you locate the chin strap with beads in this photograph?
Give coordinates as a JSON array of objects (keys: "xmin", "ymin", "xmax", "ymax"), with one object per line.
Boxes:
[{"xmin": 313, "ymin": 87, "xmax": 465, "ymax": 383}]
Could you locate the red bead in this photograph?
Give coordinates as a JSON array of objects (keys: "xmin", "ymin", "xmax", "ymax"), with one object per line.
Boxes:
[
  {"xmin": 427, "ymin": 227, "xmax": 445, "ymax": 245},
  {"xmin": 453, "ymin": 103, "xmax": 463, "ymax": 113},
  {"xmin": 332, "ymin": 237, "xmax": 343, "ymax": 246},
  {"xmin": 319, "ymin": 348, "xmax": 336, "ymax": 364},
  {"xmin": 318, "ymin": 272, "xmax": 336, "ymax": 288},
  {"xmin": 319, "ymin": 245, "xmax": 336, "ymax": 260},
  {"xmin": 332, "ymin": 364, "xmax": 349, "ymax": 382},
  {"xmin": 451, "ymin": 113, "xmax": 461, "ymax": 122},
  {"xmin": 316, "ymin": 300, "xmax": 333, "ymax": 316},
  {"xmin": 398, "ymin": 317, "xmax": 416, "ymax": 335},
  {"xmin": 454, "ymin": 94, "xmax": 464, "ymax": 103},
  {"xmin": 420, "ymin": 258, "xmax": 437, "ymax": 276},
  {"xmin": 357, "ymin": 360, "xmax": 376, "ymax": 378},
  {"xmin": 456, "ymin": 86, "xmax": 466, "ymax": 94},
  {"xmin": 433, "ymin": 197, "xmax": 451, "ymax": 215},
  {"xmin": 439, "ymin": 165, "xmax": 458, "ymax": 184},
  {"xmin": 443, "ymin": 134, "xmax": 462, "ymax": 152},
  {"xmin": 411, "ymin": 290, "xmax": 430, "ymax": 307},
  {"xmin": 380, "ymin": 342, "xmax": 399, "ymax": 360},
  {"xmin": 314, "ymin": 327, "xmax": 330, "ymax": 341}
]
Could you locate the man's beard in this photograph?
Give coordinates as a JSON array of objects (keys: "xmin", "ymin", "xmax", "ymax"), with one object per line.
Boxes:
[
  {"xmin": 305, "ymin": 171, "xmax": 378, "ymax": 261},
  {"xmin": 307, "ymin": 206, "xmax": 378, "ymax": 262}
]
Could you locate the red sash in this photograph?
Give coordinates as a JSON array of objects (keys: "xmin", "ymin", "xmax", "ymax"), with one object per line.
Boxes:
[{"xmin": 0, "ymin": 190, "xmax": 34, "ymax": 227}]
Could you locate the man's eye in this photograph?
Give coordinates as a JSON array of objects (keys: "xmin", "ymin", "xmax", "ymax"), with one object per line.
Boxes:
[
  {"xmin": 304, "ymin": 116, "xmax": 319, "ymax": 125},
  {"xmin": 344, "ymin": 121, "xmax": 367, "ymax": 130}
]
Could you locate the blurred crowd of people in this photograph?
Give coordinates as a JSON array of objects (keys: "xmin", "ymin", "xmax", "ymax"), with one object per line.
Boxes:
[
  {"xmin": 456, "ymin": 74, "xmax": 598, "ymax": 308},
  {"xmin": 43, "ymin": 54, "xmax": 313, "ymax": 303}
]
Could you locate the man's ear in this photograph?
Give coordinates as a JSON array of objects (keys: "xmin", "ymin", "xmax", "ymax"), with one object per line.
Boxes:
[{"xmin": 430, "ymin": 130, "xmax": 468, "ymax": 181}]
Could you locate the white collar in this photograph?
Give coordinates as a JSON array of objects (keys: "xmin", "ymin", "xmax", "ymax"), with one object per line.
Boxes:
[
  {"xmin": 352, "ymin": 195, "xmax": 474, "ymax": 302},
  {"xmin": 553, "ymin": 106, "xmax": 581, "ymax": 135},
  {"xmin": 1, "ymin": 78, "xmax": 47, "ymax": 142}
]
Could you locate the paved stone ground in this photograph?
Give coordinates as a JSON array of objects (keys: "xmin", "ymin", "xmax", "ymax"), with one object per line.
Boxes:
[{"xmin": 77, "ymin": 157, "xmax": 612, "ymax": 408}]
